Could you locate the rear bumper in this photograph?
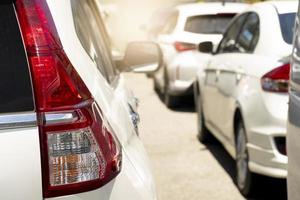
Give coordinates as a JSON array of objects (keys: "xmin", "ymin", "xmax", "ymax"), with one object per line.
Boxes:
[
  {"xmin": 247, "ymin": 131, "xmax": 287, "ymax": 178},
  {"xmin": 245, "ymin": 90, "xmax": 288, "ymax": 178}
]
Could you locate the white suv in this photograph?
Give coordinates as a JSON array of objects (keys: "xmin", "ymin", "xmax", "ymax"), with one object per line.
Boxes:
[{"xmin": 0, "ymin": 0, "xmax": 160, "ymax": 199}]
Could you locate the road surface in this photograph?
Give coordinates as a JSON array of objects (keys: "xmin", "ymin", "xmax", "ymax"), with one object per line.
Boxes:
[{"xmin": 124, "ymin": 73, "xmax": 286, "ymax": 200}]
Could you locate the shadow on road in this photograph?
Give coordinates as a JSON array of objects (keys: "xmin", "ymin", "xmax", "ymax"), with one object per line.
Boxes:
[
  {"xmin": 203, "ymin": 139, "xmax": 287, "ymax": 200},
  {"xmin": 155, "ymin": 89, "xmax": 196, "ymax": 112}
]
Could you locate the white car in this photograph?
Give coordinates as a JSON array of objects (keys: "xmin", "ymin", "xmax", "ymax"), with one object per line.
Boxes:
[
  {"xmin": 153, "ymin": 2, "xmax": 248, "ymax": 107},
  {"xmin": 0, "ymin": 0, "xmax": 159, "ymax": 199},
  {"xmin": 194, "ymin": 1, "xmax": 297, "ymax": 196}
]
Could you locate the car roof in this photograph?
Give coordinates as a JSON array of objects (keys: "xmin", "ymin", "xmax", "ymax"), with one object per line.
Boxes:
[
  {"xmin": 252, "ymin": 0, "xmax": 297, "ymax": 14},
  {"xmin": 176, "ymin": 2, "xmax": 249, "ymax": 17}
]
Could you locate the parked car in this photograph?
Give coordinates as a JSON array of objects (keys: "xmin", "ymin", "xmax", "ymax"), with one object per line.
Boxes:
[
  {"xmin": 152, "ymin": 2, "xmax": 248, "ymax": 107},
  {"xmin": 287, "ymin": 1, "xmax": 300, "ymax": 200},
  {"xmin": 194, "ymin": 1, "xmax": 297, "ymax": 196},
  {"xmin": 0, "ymin": 0, "xmax": 160, "ymax": 199}
]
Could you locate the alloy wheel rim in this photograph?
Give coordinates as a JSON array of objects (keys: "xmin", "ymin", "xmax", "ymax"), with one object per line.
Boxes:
[{"xmin": 236, "ymin": 126, "xmax": 248, "ymax": 190}]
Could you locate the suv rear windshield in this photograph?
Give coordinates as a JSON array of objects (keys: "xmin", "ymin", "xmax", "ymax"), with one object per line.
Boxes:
[
  {"xmin": 184, "ymin": 14, "xmax": 235, "ymax": 34},
  {"xmin": 279, "ymin": 12, "xmax": 296, "ymax": 44},
  {"xmin": 0, "ymin": 3, "xmax": 34, "ymax": 113}
]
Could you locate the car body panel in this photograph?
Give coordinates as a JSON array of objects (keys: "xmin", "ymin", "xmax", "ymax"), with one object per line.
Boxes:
[
  {"xmin": 0, "ymin": 125, "xmax": 43, "ymax": 200},
  {"xmin": 46, "ymin": 0, "xmax": 156, "ymax": 199}
]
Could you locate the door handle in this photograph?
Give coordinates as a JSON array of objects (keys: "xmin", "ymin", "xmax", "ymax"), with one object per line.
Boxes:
[
  {"xmin": 215, "ymin": 70, "xmax": 220, "ymax": 82},
  {"xmin": 235, "ymin": 67, "xmax": 244, "ymax": 84}
]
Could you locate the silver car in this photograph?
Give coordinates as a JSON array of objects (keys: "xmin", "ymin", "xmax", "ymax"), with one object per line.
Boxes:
[{"xmin": 287, "ymin": 1, "xmax": 300, "ymax": 199}]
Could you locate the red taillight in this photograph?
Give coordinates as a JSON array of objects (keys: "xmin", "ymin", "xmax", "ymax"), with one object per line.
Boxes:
[
  {"xmin": 174, "ymin": 41, "xmax": 196, "ymax": 52},
  {"xmin": 15, "ymin": 0, "xmax": 62, "ymax": 53},
  {"xmin": 15, "ymin": 0, "xmax": 122, "ymax": 198},
  {"xmin": 261, "ymin": 63, "xmax": 290, "ymax": 93}
]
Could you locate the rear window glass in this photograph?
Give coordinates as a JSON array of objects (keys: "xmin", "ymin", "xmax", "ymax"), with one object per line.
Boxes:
[
  {"xmin": 0, "ymin": 3, "xmax": 34, "ymax": 113},
  {"xmin": 279, "ymin": 13, "xmax": 296, "ymax": 44},
  {"xmin": 184, "ymin": 14, "xmax": 235, "ymax": 34}
]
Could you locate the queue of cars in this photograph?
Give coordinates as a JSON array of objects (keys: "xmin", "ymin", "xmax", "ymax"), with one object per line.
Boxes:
[{"xmin": 149, "ymin": 0, "xmax": 299, "ymax": 198}]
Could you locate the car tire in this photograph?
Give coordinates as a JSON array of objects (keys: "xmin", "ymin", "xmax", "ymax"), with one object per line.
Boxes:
[
  {"xmin": 195, "ymin": 88, "xmax": 211, "ymax": 143},
  {"xmin": 235, "ymin": 120, "xmax": 257, "ymax": 197},
  {"xmin": 164, "ymin": 92, "xmax": 179, "ymax": 108},
  {"xmin": 153, "ymin": 79, "xmax": 160, "ymax": 93}
]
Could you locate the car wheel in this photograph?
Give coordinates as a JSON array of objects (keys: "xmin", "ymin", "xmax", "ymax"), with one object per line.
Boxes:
[
  {"xmin": 164, "ymin": 92, "xmax": 178, "ymax": 108},
  {"xmin": 195, "ymin": 89, "xmax": 211, "ymax": 143},
  {"xmin": 235, "ymin": 120, "xmax": 256, "ymax": 197}
]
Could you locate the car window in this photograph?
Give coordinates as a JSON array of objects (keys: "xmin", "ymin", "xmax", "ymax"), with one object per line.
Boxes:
[
  {"xmin": 72, "ymin": 0, "xmax": 118, "ymax": 84},
  {"xmin": 184, "ymin": 14, "xmax": 235, "ymax": 34},
  {"xmin": 161, "ymin": 11, "xmax": 179, "ymax": 34},
  {"xmin": 0, "ymin": 3, "xmax": 34, "ymax": 113},
  {"xmin": 236, "ymin": 13, "xmax": 259, "ymax": 53},
  {"xmin": 279, "ymin": 12, "xmax": 296, "ymax": 45},
  {"xmin": 217, "ymin": 13, "xmax": 248, "ymax": 53}
]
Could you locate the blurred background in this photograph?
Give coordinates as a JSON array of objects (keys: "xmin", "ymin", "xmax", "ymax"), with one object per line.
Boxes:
[{"xmin": 99, "ymin": 0, "xmax": 265, "ymax": 52}]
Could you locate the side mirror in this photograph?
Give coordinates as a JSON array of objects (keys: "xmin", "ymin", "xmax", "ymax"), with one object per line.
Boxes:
[
  {"xmin": 118, "ymin": 42, "xmax": 162, "ymax": 73},
  {"xmin": 198, "ymin": 41, "xmax": 213, "ymax": 54}
]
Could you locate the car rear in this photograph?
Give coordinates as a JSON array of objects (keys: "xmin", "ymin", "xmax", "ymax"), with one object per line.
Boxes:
[
  {"xmin": 165, "ymin": 3, "xmax": 248, "ymax": 96},
  {"xmin": 0, "ymin": 0, "xmax": 156, "ymax": 200},
  {"xmin": 244, "ymin": 2, "xmax": 296, "ymax": 178}
]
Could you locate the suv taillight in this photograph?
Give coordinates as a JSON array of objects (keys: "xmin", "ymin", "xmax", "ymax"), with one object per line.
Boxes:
[
  {"xmin": 261, "ymin": 63, "xmax": 290, "ymax": 93},
  {"xmin": 15, "ymin": 0, "xmax": 122, "ymax": 198}
]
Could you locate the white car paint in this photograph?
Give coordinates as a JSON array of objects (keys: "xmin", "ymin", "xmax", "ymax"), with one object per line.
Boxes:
[
  {"xmin": 153, "ymin": 2, "xmax": 248, "ymax": 98},
  {"xmin": 195, "ymin": 1, "xmax": 297, "ymax": 179},
  {"xmin": 47, "ymin": 1, "xmax": 156, "ymax": 200},
  {"xmin": 0, "ymin": 0, "xmax": 156, "ymax": 199}
]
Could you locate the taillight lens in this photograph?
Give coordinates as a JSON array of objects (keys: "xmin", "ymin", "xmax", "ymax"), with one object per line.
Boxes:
[
  {"xmin": 41, "ymin": 103, "xmax": 122, "ymax": 197},
  {"xmin": 15, "ymin": 0, "xmax": 62, "ymax": 53},
  {"xmin": 15, "ymin": 0, "xmax": 122, "ymax": 198},
  {"xmin": 174, "ymin": 41, "xmax": 196, "ymax": 52},
  {"xmin": 261, "ymin": 63, "xmax": 290, "ymax": 93}
]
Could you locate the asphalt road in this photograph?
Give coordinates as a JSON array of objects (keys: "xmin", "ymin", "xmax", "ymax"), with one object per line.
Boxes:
[{"xmin": 124, "ymin": 73, "xmax": 287, "ymax": 200}]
